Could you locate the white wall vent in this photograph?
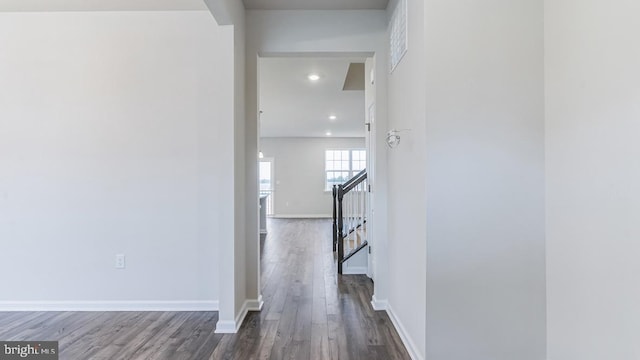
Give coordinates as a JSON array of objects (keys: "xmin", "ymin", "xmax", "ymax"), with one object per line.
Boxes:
[{"xmin": 389, "ymin": 0, "xmax": 408, "ymax": 73}]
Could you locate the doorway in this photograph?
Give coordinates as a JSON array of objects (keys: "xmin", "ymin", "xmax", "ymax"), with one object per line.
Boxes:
[{"xmin": 257, "ymin": 55, "xmax": 374, "ymax": 276}]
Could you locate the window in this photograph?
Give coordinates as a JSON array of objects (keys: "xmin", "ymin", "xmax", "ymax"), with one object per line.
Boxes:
[{"xmin": 325, "ymin": 149, "xmax": 366, "ymax": 190}]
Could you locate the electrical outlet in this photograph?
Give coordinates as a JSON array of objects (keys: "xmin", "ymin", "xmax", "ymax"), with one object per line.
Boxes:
[{"xmin": 115, "ymin": 254, "xmax": 126, "ymax": 269}]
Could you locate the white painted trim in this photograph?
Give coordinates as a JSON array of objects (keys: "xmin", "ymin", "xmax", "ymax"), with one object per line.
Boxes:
[
  {"xmin": 246, "ymin": 295, "xmax": 264, "ymax": 311},
  {"xmin": 386, "ymin": 303, "xmax": 423, "ymax": 360},
  {"xmin": 342, "ymin": 266, "xmax": 368, "ymax": 275},
  {"xmin": 214, "ymin": 319, "xmax": 239, "ymax": 334},
  {"xmin": 370, "ymin": 295, "xmax": 388, "ymax": 311},
  {"xmin": 215, "ymin": 302, "xmax": 247, "ymax": 334},
  {"xmin": 215, "ymin": 297, "xmax": 263, "ymax": 334},
  {"xmin": 0, "ymin": 300, "xmax": 219, "ymax": 312},
  {"xmin": 271, "ymin": 214, "xmax": 331, "ymax": 219}
]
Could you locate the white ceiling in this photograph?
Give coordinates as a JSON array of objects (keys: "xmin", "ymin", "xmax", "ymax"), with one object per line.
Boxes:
[
  {"xmin": 259, "ymin": 57, "xmax": 367, "ymax": 138},
  {"xmin": 0, "ymin": 0, "xmax": 389, "ymax": 12},
  {"xmin": 0, "ymin": 0, "xmax": 207, "ymax": 12},
  {"xmin": 244, "ymin": 0, "xmax": 388, "ymax": 10}
]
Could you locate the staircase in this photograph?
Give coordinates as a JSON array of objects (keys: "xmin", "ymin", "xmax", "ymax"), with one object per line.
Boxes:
[{"xmin": 332, "ymin": 169, "xmax": 368, "ymax": 274}]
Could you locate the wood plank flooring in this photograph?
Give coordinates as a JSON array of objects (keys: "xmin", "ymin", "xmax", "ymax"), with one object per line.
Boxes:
[{"xmin": 0, "ymin": 218, "xmax": 410, "ymax": 360}]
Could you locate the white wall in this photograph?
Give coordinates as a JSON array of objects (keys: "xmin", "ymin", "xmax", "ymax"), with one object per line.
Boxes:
[
  {"xmin": 385, "ymin": 0, "xmax": 427, "ymax": 358},
  {"xmin": 422, "ymin": 0, "xmax": 546, "ymax": 359},
  {"xmin": 260, "ymin": 137, "xmax": 365, "ymax": 217},
  {"xmin": 0, "ymin": 11, "xmax": 232, "ymax": 308},
  {"xmin": 545, "ymin": 1, "xmax": 640, "ymax": 359}
]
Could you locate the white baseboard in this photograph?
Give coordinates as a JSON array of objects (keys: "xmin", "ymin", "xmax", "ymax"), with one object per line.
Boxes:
[
  {"xmin": 215, "ymin": 296, "xmax": 263, "ymax": 334},
  {"xmin": 214, "ymin": 319, "xmax": 240, "ymax": 334},
  {"xmin": 342, "ymin": 266, "xmax": 368, "ymax": 275},
  {"xmin": 271, "ymin": 214, "xmax": 331, "ymax": 219},
  {"xmin": 246, "ymin": 295, "xmax": 264, "ymax": 311},
  {"xmin": 0, "ymin": 300, "xmax": 219, "ymax": 312},
  {"xmin": 386, "ymin": 303, "xmax": 424, "ymax": 360},
  {"xmin": 370, "ymin": 295, "xmax": 388, "ymax": 311}
]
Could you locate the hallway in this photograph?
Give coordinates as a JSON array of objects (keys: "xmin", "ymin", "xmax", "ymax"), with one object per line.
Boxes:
[{"xmin": 211, "ymin": 218, "xmax": 411, "ymax": 359}]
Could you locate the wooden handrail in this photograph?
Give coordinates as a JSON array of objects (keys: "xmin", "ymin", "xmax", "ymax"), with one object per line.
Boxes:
[
  {"xmin": 341, "ymin": 169, "xmax": 366, "ymax": 192},
  {"xmin": 338, "ymin": 171, "xmax": 367, "ymax": 199}
]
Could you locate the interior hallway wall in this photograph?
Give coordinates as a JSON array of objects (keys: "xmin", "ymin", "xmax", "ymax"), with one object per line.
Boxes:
[
  {"xmin": 204, "ymin": 0, "xmax": 251, "ymax": 331},
  {"xmin": 545, "ymin": 1, "xmax": 640, "ymax": 358},
  {"xmin": 0, "ymin": 10, "xmax": 232, "ymax": 308},
  {"xmin": 421, "ymin": 0, "xmax": 546, "ymax": 359},
  {"xmin": 385, "ymin": 0, "xmax": 427, "ymax": 357}
]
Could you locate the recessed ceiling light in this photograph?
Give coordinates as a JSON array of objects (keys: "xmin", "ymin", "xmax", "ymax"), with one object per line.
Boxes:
[
  {"xmin": 326, "ymin": 131, "xmax": 332, "ymax": 136},
  {"xmin": 308, "ymin": 74, "xmax": 320, "ymax": 81},
  {"xmin": 329, "ymin": 115, "xmax": 337, "ymax": 120}
]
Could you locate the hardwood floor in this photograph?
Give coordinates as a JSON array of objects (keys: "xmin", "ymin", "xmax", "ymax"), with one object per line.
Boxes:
[
  {"xmin": 0, "ymin": 218, "xmax": 410, "ymax": 360},
  {"xmin": 0, "ymin": 311, "xmax": 219, "ymax": 359}
]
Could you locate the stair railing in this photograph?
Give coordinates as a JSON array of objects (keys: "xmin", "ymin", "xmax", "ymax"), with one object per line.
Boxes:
[{"xmin": 332, "ymin": 169, "xmax": 368, "ymax": 274}]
